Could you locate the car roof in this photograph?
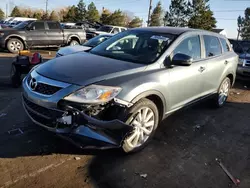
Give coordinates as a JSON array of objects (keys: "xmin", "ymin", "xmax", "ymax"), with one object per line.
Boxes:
[
  {"xmin": 104, "ymin": 25, "xmax": 126, "ymax": 28},
  {"xmin": 130, "ymin": 26, "xmax": 226, "ymax": 38}
]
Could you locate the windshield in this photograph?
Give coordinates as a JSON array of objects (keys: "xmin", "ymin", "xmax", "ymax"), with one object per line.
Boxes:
[
  {"xmin": 90, "ymin": 30, "xmax": 176, "ymax": 64},
  {"xmin": 97, "ymin": 26, "xmax": 113, "ymax": 32},
  {"xmin": 14, "ymin": 21, "xmax": 31, "ymax": 29},
  {"xmin": 83, "ymin": 35, "xmax": 111, "ymax": 47}
]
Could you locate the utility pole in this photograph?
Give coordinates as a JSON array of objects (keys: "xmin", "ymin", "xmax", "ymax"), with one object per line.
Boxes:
[
  {"xmin": 147, "ymin": 0, "xmax": 152, "ymax": 27},
  {"xmin": 45, "ymin": 0, "xmax": 48, "ymax": 16},
  {"xmin": 6, "ymin": 3, "xmax": 7, "ymax": 18}
]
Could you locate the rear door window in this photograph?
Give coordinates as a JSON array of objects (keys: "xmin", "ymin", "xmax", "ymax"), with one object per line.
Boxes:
[
  {"xmin": 173, "ymin": 35, "xmax": 201, "ymax": 60},
  {"xmin": 220, "ymin": 38, "xmax": 230, "ymax": 52},
  {"xmin": 203, "ymin": 35, "xmax": 222, "ymax": 57},
  {"xmin": 31, "ymin": 22, "xmax": 45, "ymax": 30},
  {"xmin": 47, "ymin": 22, "xmax": 61, "ymax": 30}
]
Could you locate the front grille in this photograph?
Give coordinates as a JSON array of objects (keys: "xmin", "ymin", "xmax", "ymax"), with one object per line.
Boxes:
[
  {"xmin": 245, "ymin": 61, "xmax": 250, "ymax": 67},
  {"xmin": 35, "ymin": 83, "xmax": 62, "ymax": 95},
  {"xmin": 243, "ymin": 71, "xmax": 250, "ymax": 76},
  {"xmin": 27, "ymin": 108, "xmax": 56, "ymax": 128},
  {"xmin": 26, "ymin": 75, "xmax": 62, "ymax": 95},
  {"xmin": 23, "ymin": 96, "xmax": 64, "ymax": 119}
]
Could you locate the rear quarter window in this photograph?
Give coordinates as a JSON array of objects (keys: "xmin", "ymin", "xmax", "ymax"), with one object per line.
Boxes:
[
  {"xmin": 203, "ymin": 35, "xmax": 222, "ymax": 57},
  {"xmin": 220, "ymin": 38, "xmax": 231, "ymax": 52}
]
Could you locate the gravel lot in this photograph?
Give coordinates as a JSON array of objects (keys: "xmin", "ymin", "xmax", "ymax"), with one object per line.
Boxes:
[{"xmin": 0, "ymin": 53, "xmax": 250, "ymax": 188}]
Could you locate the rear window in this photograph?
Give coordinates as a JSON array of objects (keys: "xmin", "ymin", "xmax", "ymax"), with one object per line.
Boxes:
[
  {"xmin": 220, "ymin": 38, "xmax": 230, "ymax": 52},
  {"xmin": 203, "ymin": 35, "xmax": 222, "ymax": 57},
  {"xmin": 47, "ymin": 22, "xmax": 60, "ymax": 30}
]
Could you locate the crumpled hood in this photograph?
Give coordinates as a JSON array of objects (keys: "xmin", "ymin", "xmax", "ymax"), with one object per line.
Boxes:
[
  {"xmin": 36, "ymin": 52, "xmax": 145, "ymax": 86},
  {"xmin": 57, "ymin": 45, "xmax": 91, "ymax": 56}
]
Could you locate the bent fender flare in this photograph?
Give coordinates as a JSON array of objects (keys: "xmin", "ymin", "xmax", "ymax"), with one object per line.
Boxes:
[{"xmin": 130, "ymin": 90, "xmax": 167, "ymax": 116}]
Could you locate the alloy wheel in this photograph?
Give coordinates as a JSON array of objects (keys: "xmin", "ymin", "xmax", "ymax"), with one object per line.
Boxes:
[
  {"xmin": 218, "ymin": 79, "xmax": 230, "ymax": 105},
  {"xmin": 123, "ymin": 107, "xmax": 155, "ymax": 152}
]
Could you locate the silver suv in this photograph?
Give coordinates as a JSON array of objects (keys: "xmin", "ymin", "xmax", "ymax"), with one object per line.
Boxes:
[{"xmin": 22, "ymin": 27, "xmax": 238, "ymax": 153}]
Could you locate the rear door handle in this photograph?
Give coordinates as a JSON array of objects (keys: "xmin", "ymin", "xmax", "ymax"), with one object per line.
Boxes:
[
  {"xmin": 224, "ymin": 60, "xmax": 229, "ymax": 65},
  {"xmin": 198, "ymin": 66, "xmax": 206, "ymax": 72}
]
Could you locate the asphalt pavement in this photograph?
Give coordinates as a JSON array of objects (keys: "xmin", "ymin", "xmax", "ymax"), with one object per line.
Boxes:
[{"xmin": 0, "ymin": 54, "xmax": 250, "ymax": 188}]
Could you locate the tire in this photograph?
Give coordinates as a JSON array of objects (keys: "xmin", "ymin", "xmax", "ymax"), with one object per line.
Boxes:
[
  {"xmin": 7, "ymin": 38, "xmax": 24, "ymax": 54},
  {"xmin": 69, "ymin": 40, "xmax": 79, "ymax": 46},
  {"xmin": 213, "ymin": 77, "xmax": 231, "ymax": 107},
  {"xmin": 119, "ymin": 98, "xmax": 159, "ymax": 154}
]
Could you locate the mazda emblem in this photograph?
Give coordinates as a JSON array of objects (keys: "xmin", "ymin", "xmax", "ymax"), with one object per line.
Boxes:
[{"xmin": 29, "ymin": 78, "xmax": 37, "ymax": 90}]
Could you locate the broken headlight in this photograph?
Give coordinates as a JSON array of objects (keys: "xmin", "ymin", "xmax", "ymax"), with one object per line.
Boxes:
[{"xmin": 64, "ymin": 85, "xmax": 122, "ymax": 104}]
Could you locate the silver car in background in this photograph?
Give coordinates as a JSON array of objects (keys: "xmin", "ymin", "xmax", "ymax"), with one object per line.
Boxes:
[
  {"xmin": 56, "ymin": 34, "xmax": 113, "ymax": 57},
  {"xmin": 22, "ymin": 27, "xmax": 238, "ymax": 153}
]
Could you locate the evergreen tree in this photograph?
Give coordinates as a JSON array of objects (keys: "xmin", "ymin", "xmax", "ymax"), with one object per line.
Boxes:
[
  {"xmin": 149, "ymin": 1, "xmax": 163, "ymax": 26},
  {"xmin": 0, "ymin": 8, "xmax": 5, "ymax": 20},
  {"xmin": 109, "ymin": 10, "xmax": 126, "ymax": 26},
  {"xmin": 49, "ymin": 11, "xmax": 59, "ymax": 21},
  {"xmin": 100, "ymin": 8, "xmax": 111, "ymax": 25},
  {"xmin": 164, "ymin": 0, "xmax": 188, "ymax": 27},
  {"xmin": 241, "ymin": 8, "xmax": 250, "ymax": 40},
  {"xmin": 33, "ymin": 12, "xmax": 43, "ymax": 20},
  {"xmin": 10, "ymin": 6, "xmax": 22, "ymax": 17},
  {"xmin": 86, "ymin": 2, "xmax": 100, "ymax": 22},
  {"xmin": 76, "ymin": 0, "xmax": 87, "ymax": 21},
  {"xmin": 187, "ymin": 0, "xmax": 216, "ymax": 30},
  {"xmin": 128, "ymin": 17, "xmax": 143, "ymax": 28},
  {"xmin": 63, "ymin": 6, "xmax": 77, "ymax": 22}
]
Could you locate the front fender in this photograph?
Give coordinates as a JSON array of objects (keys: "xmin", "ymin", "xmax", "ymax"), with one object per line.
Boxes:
[{"xmin": 5, "ymin": 34, "xmax": 27, "ymax": 47}]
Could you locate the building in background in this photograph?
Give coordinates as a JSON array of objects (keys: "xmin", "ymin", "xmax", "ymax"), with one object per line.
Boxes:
[{"xmin": 212, "ymin": 28, "xmax": 227, "ymax": 37}]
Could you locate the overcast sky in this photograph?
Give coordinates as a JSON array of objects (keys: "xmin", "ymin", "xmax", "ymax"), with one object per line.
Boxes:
[{"xmin": 1, "ymin": 0, "xmax": 248, "ymax": 38}]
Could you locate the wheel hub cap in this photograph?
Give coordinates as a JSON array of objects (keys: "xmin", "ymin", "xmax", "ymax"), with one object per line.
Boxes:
[
  {"xmin": 123, "ymin": 107, "xmax": 155, "ymax": 150},
  {"xmin": 218, "ymin": 80, "xmax": 229, "ymax": 105}
]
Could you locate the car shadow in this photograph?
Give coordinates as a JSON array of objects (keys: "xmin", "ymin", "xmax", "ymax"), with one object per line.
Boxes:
[{"xmin": 87, "ymin": 101, "xmax": 250, "ymax": 188}]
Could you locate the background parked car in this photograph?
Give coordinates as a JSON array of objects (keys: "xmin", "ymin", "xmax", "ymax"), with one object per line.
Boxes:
[
  {"xmin": 0, "ymin": 20, "xmax": 86, "ymax": 53},
  {"xmin": 56, "ymin": 34, "xmax": 112, "ymax": 57},
  {"xmin": 229, "ymin": 39, "xmax": 250, "ymax": 78},
  {"xmin": 86, "ymin": 25, "xmax": 127, "ymax": 40}
]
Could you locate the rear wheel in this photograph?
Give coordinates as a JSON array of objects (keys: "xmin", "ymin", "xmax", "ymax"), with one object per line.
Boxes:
[
  {"xmin": 69, "ymin": 40, "xmax": 79, "ymax": 46},
  {"xmin": 213, "ymin": 77, "xmax": 231, "ymax": 107},
  {"xmin": 7, "ymin": 38, "xmax": 24, "ymax": 54},
  {"xmin": 119, "ymin": 98, "xmax": 159, "ymax": 153}
]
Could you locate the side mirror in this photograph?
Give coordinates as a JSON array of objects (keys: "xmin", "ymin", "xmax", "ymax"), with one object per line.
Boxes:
[{"xmin": 172, "ymin": 53, "xmax": 193, "ymax": 66}]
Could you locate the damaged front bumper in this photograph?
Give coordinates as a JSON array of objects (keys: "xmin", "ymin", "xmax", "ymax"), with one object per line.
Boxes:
[
  {"xmin": 21, "ymin": 71, "xmax": 133, "ymax": 149},
  {"xmin": 22, "ymin": 95, "xmax": 133, "ymax": 149}
]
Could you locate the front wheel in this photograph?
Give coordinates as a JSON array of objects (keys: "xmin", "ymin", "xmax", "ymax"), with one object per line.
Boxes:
[
  {"xmin": 7, "ymin": 38, "xmax": 24, "ymax": 54},
  {"xmin": 119, "ymin": 98, "xmax": 159, "ymax": 153},
  {"xmin": 213, "ymin": 77, "xmax": 231, "ymax": 107}
]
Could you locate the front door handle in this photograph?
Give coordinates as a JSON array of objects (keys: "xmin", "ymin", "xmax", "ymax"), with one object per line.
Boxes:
[{"xmin": 198, "ymin": 66, "xmax": 206, "ymax": 72}]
